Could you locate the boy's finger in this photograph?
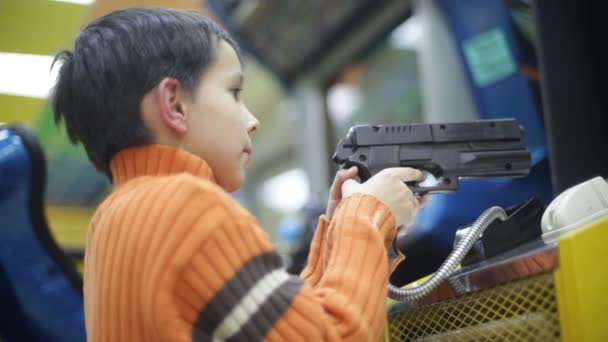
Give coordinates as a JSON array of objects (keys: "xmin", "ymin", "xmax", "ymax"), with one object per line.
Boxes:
[
  {"xmin": 389, "ymin": 168, "xmax": 424, "ymax": 182},
  {"xmin": 336, "ymin": 166, "xmax": 358, "ymax": 180},
  {"xmin": 332, "ymin": 167, "xmax": 358, "ymax": 195},
  {"xmin": 343, "ymin": 166, "xmax": 358, "ymax": 179}
]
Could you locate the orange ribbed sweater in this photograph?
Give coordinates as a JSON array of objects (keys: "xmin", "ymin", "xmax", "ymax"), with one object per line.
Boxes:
[{"xmin": 84, "ymin": 144, "xmax": 398, "ymax": 341}]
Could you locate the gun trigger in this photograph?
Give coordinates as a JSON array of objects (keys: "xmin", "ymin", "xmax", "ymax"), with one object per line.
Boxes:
[
  {"xmin": 409, "ymin": 186, "xmax": 429, "ymax": 196},
  {"xmin": 405, "ymin": 182, "xmax": 428, "ymax": 196}
]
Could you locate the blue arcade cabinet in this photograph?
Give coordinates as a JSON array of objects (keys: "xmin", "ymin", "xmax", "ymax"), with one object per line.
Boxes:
[{"xmin": 392, "ymin": 0, "xmax": 554, "ymax": 285}]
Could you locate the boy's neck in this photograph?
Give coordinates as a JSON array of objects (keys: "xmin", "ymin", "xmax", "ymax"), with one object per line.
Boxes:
[{"xmin": 109, "ymin": 144, "xmax": 216, "ymax": 186}]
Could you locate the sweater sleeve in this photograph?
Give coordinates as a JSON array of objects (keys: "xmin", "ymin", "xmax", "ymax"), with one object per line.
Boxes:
[{"xmin": 145, "ymin": 189, "xmax": 397, "ymax": 342}]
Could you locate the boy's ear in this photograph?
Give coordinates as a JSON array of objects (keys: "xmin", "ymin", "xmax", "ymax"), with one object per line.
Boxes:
[{"xmin": 157, "ymin": 77, "xmax": 188, "ymax": 134}]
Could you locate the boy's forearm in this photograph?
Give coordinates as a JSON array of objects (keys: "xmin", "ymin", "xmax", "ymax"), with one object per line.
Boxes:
[
  {"xmin": 267, "ymin": 195, "xmax": 396, "ymax": 340},
  {"xmin": 313, "ymin": 194, "xmax": 397, "ymax": 335},
  {"xmin": 297, "ymin": 194, "xmax": 397, "ymax": 338},
  {"xmin": 302, "ymin": 194, "xmax": 397, "ymax": 283}
]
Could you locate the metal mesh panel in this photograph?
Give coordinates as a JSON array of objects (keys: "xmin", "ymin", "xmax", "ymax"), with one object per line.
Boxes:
[{"xmin": 388, "ymin": 273, "xmax": 560, "ymax": 341}]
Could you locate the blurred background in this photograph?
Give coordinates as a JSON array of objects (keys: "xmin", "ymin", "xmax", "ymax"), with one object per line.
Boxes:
[
  {"xmin": 4, "ymin": 1, "xmax": 608, "ymax": 340},
  {"xmin": 0, "ymin": 0, "xmax": 430, "ymax": 258},
  {"xmin": 1, "ymin": 0, "xmax": 607, "ymax": 276}
]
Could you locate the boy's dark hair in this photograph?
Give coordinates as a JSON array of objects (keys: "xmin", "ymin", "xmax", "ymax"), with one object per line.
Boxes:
[{"xmin": 52, "ymin": 7, "xmax": 239, "ymax": 179}]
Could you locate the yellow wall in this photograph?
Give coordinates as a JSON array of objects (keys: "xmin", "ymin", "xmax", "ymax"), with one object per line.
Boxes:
[
  {"xmin": 47, "ymin": 206, "xmax": 95, "ymax": 248},
  {"xmin": 0, "ymin": 0, "xmax": 89, "ymax": 55},
  {"xmin": 0, "ymin": 0, "xmax": 89, "ymax": 126},
  {"xmin": 0, "ymin": 94, "xmax": 44, "ymax": 126}
]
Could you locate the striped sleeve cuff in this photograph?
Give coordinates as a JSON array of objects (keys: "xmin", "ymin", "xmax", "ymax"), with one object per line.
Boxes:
[{"xmin": 192, "ymin": 252, "xmax": 304, "ymax": 341}]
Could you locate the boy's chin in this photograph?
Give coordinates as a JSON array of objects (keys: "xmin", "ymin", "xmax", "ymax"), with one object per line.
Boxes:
[{"xmin": 221, "ymin": 172, "xmax": 245, "ymax": 192}]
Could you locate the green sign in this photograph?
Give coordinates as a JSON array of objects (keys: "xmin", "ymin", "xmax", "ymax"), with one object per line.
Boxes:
[{"xmin": 463, "ymin": 28, "xmax": 517, "ymax": 87}]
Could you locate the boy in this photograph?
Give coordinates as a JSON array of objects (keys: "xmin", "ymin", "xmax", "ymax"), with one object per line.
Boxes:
[{"xmin": 52, "ymin": 7, "xmax": 424, "ymax": 341}]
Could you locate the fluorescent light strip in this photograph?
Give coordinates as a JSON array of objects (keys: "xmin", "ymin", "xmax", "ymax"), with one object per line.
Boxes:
[
  {"xmin": 49, "ymin": 0, "xmax": 94, "ymax": 5},
  {"xmin": 0, "ymin": 52, "xmax": 63, "ymax": 99}
]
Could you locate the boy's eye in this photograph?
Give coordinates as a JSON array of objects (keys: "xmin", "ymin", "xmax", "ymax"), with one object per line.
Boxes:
[{"xmin": 231, "ymin": 88, "xmax": 242, "ymax": 100}]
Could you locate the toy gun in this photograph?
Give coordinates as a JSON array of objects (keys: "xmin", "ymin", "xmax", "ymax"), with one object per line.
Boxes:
[{"xmin": 333, "ymin": 119, "xmax": 531, "ymax": 194}]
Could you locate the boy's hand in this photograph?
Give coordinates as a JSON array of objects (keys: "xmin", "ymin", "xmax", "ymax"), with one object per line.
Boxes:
[
  {"xmin": 342, "ymin": 168, "xmax": 425, "ymax": 228},
  {"xmin": 325, "ymin": 166, "xmax": 359, "ymax": 220}
]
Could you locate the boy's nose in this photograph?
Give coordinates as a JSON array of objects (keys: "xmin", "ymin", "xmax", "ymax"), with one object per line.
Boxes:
[{"xmin": 247, "ymin": 111, "xmax": 260, "ymax": 133}]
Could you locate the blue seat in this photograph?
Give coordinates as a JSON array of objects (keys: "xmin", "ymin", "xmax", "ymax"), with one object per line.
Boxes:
[{"xmin": 0, "ymin": 124, "xmax": 85, "ymax": 341}]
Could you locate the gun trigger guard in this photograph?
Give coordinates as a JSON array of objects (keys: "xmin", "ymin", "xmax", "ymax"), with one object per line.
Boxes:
[{"xmin": 346, "ymin": 162, "xmax": 370, "ymax": 182}]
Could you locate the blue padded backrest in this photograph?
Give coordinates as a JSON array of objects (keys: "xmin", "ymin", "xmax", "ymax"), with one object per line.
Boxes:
[{"xmin": 0, "ymin": 125, "xmax": 85, "ymax": 342}]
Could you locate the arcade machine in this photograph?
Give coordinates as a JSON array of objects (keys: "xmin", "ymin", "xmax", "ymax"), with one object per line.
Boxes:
[{"xmin": 208, "ymin": 0, "xmax": 608, "ymax": 340}]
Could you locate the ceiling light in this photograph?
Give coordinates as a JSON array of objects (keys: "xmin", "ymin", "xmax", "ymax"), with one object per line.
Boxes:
[
  {"xmin": 0, "ymin": 52, "xmax": 63, "ymax": 99},
  {"xmin": 390, "ymin": 16, "xmax": 423, "ymax": 50},
  {"xmin": 49, "ymin": 0, "xmax": 95, "ymax": 5},
  {"xmin": 259, "ymin": 169, "xmax": 310, "ymax": 213}
]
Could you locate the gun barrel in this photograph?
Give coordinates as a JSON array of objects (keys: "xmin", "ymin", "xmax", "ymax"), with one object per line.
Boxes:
[{"xmin": 457, "ymin": 150, "xmax": 530, "ymax": 178}]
